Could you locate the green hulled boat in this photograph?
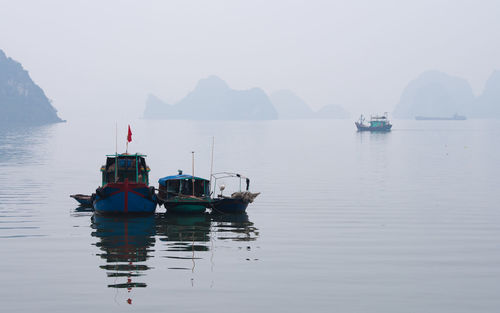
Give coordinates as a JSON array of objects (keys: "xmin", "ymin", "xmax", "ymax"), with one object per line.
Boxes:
[
  {"xmin": 355, "ymin": 113, "xmax": 392, "ymax": 132},
  {"xmin": 157, "ymin": 171, "xmax": 211, "ymax": 214}
]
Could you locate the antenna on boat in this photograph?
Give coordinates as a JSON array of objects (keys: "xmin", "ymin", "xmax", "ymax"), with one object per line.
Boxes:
[
  {"xmin": 115, "ymin": 122, "xmax": 118, "ymax": 182},
  {"xmin": 209, "ymin": 136, "xmax": 214, "ymax": 193},
  {"xmin": 192, "ymin": 151, "xmax": 195, "ymax": 196},
  {"xmin": 115, "ymin": 122, "xmax": 118, "ymax": 155}
]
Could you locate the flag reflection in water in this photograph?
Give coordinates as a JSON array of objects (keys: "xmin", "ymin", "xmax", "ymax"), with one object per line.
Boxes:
[{"xmin": 91, "ymin": 214, "xmax": 155, "ymax": 305}]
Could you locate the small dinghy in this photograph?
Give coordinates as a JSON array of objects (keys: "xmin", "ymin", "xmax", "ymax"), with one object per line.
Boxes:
[{"xmin": 70, "ymin": 194, "xmax": 94, "ymax": 208}]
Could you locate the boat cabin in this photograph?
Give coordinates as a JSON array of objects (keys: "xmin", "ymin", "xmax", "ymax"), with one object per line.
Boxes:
[
  {"xmin": 367, "ymin": 113, "xmax": 389, "ymax": 126},
  {"xmin": 369, "ymin": 116, "xmax": 389, "ymax": 127},
  {"xmin": 158, "ymin": 172, "xmax": 210, "ymax": 200},
  {"xmin": 100, "ymin": 153, "xmax": 150, "ymax": 186}
]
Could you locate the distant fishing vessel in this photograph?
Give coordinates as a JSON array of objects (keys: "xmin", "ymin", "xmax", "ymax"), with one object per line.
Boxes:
[
  {"xmin": 210, "ymin": 172, "xmax": 260, "ymax": 213},
  {"xmin": 93, "ymin": 153, "xmax": 157, "ymax": 214},
  {"xmin": 415, "ymin": 114, "xmax": 466, "ymax": 120},
  {"xmin": 355, "ymin": 113, "xmax": 392, "ymax": 132},
  {"xmin": 157, "ymin": 171, "xmax": 211, "ymax": 214}
]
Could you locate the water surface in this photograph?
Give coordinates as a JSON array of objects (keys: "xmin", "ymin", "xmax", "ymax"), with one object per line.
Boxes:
[{"xmin": 1, "ymin": 119, "xmax": 499, "ymax": 312}]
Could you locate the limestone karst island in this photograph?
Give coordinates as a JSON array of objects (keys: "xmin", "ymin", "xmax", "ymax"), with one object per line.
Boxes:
[{"xmin": 0, "ymin": 49, "xmax": 63, "ymax": 125}]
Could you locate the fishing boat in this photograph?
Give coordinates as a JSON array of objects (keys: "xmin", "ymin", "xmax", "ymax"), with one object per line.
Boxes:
[
  {"xmin": 70, "ymin": 194, "xmax": 94, "ymax": 208},
  {"xmin": 93, "ymin": 153, "xmax": 157, "ymax": 215},
  {"xmin": 210, "ymin": 172, "xmax": 260, "ymax": 213},
  {"xmin": 355, "ymin": 113, "xmax": 392, "ymax": 132},
  {"xmin": 157, "ymin": 170, "xmax": 211, "ymax": 214}
]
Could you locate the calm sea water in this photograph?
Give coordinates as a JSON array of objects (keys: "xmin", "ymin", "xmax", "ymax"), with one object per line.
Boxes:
[{"xmin": 1, "ymin": 119, "xmax": 500, "ymax": 312}]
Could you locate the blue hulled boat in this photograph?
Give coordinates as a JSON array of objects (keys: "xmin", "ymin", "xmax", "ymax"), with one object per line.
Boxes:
[
  {"xmin": 210, "ymin": 172, "xmax": 260, "ymax": 213},
  {"xmin": 93, "ymin": 153, "xmax": 157, "ymax": 215}
]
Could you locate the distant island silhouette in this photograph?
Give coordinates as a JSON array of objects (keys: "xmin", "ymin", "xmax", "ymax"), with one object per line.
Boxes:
[
  {"xmin": 393, "ymin": 70, "xmax": 500, "ymax": 119},
  {"xmin": 144, "ymin": 76, "xmax": 350, "ymax": 120},
  {"xmin": 270, "ymin": 89, "xmax": 349, "ymax": 119},
  {"xmin": 144, "ymin": 76, "xmax": 278, "ymax": 120},
  {"xmin": 0, "ymin": 49, "xmax": 63, "ymax": 125},
  {"xmin": 473, "ymin": 70, "xmax": 500, "ymax": 118},
  {"xmin": 393, "ymin": 71, "xmax": 474, "ymax": 119}
]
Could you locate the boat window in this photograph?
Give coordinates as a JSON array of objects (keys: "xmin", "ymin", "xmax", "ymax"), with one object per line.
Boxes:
[
  {"xmin": 194, "ymin": 180, "xmax": 208, "ymax": 196},
  {"xmin": 138, "ymin": 166, "xmax": 147, "ymax": 184},
  {"xmin": 117, "ymin": 171, "xmax": 137, "ymax": 183},
  {"xmin": 180, "ymin": 179, "xmax": 193, "ymax": 195},
  {"xmin": 102, "ymin": 156, "xmax": 150, "ymax": 184},
  {"xmin": 163, "ymin": 179, "xmax": 209, "ymax": 197},
  {"xmin": 166, "ymin": 180, "xmax": 180, "ymax": 194}
]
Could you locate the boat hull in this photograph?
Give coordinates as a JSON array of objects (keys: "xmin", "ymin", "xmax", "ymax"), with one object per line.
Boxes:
[
  {"xmin": 163, "ymin": 201, "xmax": 209, "ymax": 214},
  {"xmin": 70, "ymin": 194, "xmax": 94, "ymax": 208},
  {"xmin": 355, "ymin": 122, "xmax": 392, "ymax": 132},
  {"xmin": 93, "ymin": 182, "xmax": 157, "ymax": 215},
  {"xmin": 211, "ymin": 198, "xmax": 249, "ymax": 213}
]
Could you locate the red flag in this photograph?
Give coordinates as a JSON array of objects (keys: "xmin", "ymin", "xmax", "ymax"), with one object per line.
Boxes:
[{"xmin": 127, "ymin": 125, "xmax": 132, "ymax": 143}]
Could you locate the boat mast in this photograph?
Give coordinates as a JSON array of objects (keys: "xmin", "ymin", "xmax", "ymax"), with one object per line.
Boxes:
[
  {"xmin": 191, "ymin": 151, "xmax": 195, "ymax": 196},
  {"xmin": 115, "ymin": 122, "xmax": 118, "ymax": 155},
  {"xmin": 114, "ymin": 123, "xmax": 118, "ymax": 182},
  {"xmin": 135, "ymin": 154, "xmax": 138, "ymax": 183},
  {"xmin": 209, "ymin": 136, "xmax": 214, "ymax": 194}
]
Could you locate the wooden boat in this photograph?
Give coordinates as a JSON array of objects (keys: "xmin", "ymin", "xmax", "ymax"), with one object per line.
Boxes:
[
  {"xmin": 93, "ymin": 153, "xmax": 157, "ymax": 215},
  {"xmin": 355, "ymin": 113, "xmax": 392, "ymax": 132},
  {"xmin": 210, "ymin": 172, "xmax": 260, "ymax": 213},
  {"xmin": 157, "ymin": 171, "xmax": 211, "ymax": 214},
  {"xmin": 70, "ymin": 194, "xmax": 94, "ymax": 208}
]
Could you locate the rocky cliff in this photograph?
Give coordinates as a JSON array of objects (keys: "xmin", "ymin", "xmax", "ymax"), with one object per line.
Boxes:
[
  {"xmin": 0, "ymin": 49, "xmax": 63, "ymax": 125},
  {"xmin": 393, "ymin": 71, "xmax": 475, "ymax": 118},
  {"xmin": 473, "ymin": 71, "xmax": 500, "ymax": 118}
]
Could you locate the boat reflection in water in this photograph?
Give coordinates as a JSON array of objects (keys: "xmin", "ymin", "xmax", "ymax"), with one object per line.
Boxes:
[
  {"xmin": 155, "ymin": 212, "xmax": 259, "ymax": 275},
  {"xmin": 90, "ymin": 212, "xmax": 259, "ymax": 302},
  {"xmin": 91, "ymin": 214, "xmax": 156, "ymax": 305},
  {"xmin": 156, "ymin": 213, "xmax": 211, "ymax": 252},
  {"xmin": 211, "ymin": 212, "xmax": 259, "ymax": 242}
]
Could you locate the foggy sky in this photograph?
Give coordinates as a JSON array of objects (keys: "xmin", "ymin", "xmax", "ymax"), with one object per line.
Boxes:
[{"xmin": 1, "ymin": 0, "xmax": 500, "ymax": 120}]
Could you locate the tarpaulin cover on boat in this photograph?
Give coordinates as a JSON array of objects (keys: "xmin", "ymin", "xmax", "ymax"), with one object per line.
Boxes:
[{"xmin": 158, "ymin": 175, "xmax": 209, "ymax": 186}]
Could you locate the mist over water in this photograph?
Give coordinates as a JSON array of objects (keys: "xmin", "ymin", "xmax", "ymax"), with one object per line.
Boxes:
[
  {"xmin": 2, "ymin": 1, "xmax": 500, "ymax": 311},
  {"xmin": 1, "ymin": 119, "xmax": 500, "ymax": 312}
]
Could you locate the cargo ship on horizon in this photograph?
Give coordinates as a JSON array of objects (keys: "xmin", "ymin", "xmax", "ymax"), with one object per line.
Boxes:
[{"xmin": 415, "ymin": 114, "xmax": 467, "ymax": 120}]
